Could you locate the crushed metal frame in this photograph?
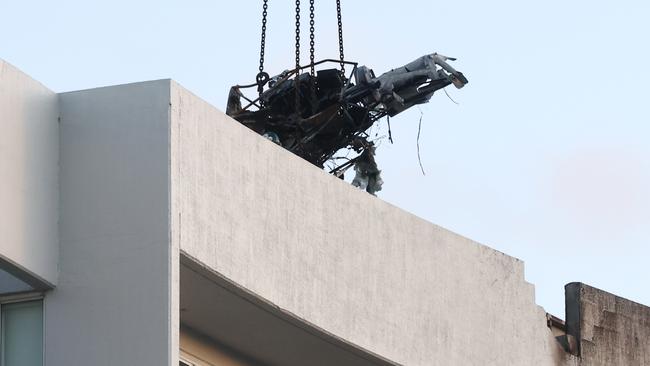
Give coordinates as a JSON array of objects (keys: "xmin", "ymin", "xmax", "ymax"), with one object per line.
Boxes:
[{"xmin": 226, "ymin": 54, "xmax": 467, "ymax": 194}]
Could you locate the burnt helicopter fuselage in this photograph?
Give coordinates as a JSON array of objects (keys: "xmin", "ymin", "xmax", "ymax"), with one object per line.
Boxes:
[{"xmin": 226, "ymin": 53, "xmax": 468, "ymax": 173}]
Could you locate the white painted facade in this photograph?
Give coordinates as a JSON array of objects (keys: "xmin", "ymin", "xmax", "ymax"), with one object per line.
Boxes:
[
  {"xmin": 2, "ymin": 58, "xmax": 645, "ymax": 365},
  {"xmin": 170, "ymin": 84, "xmax": 569, "ymax": 365},
  {"xmin": 49, "ymin": 80, "xmax": 174, "ymax": 365},
  {"xmin": 0, "ymin": 60, "xmax": 59, "ymax": 288}
]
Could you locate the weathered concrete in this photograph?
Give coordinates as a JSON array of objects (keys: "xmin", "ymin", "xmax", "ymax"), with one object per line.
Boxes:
[
  {"xmin": 565, "ymin": 283, "xmax": 650, "ymax": 366},
  {"xmin": 171, "ymin": 82, "xmax": 569, "ymax": 366},
  {"xmin": 5, "ymin": 59, "xmax": 647, "ymax": 365},
  {"xmin": 0, "ymin": 59, "xmax": 59, "ymax": 287},
  {"xmin": 47, "ymin": 80, "xmax": 175, "ymax": 366},
  {"xmin": 180, "ymin": 255, "xmax": 398, "ymax": 366}
]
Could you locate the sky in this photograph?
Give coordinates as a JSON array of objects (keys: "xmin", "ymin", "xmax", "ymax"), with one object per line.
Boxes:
[{"xmin": 2, "ymin": 0, "xmax": 648, "ymax": 317}]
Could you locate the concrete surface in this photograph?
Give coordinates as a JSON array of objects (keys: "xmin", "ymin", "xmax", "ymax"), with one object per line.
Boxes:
[
  {"xmin": 181, "ymin": 326, "xmax": 258, "ymax": 366},
  {"xmin": 0, "ymin": 59, "xmax": 59, "ymax": 287},
  {"xmin": 180, "ymin": 255, "xmax": 398, "ymax": 366},
  {"xmin": 47, "ymin": 80, "xmax": 175, "ymax": 366},
  {"xmin": 4, "ymin": 59, "xmax": 647, "ymax": 365},
  {"xmin": 565, "ymin": 283, "xmax": 650, "ymax": 366},
  {"xmin": 171, "ymin": 82, "xmax": 570, "ymax": 366}
]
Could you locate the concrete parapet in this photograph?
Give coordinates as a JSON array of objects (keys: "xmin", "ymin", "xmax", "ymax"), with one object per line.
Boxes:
[
  {"xmin": 4, "ymin": 58, "xmax": 646, "ymax": 365},
  {"xmin": 565, "ymin": 283, "xmax": 650, "ymax": 365},
  {"xmin": 171, "ymin": 82, "xmax": 567, "ymax": 365}
]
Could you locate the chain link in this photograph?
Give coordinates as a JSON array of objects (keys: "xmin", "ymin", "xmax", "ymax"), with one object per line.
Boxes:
[
  {"xmin": 258, "ymin": 0, "xmax": 344, "ymax": 80},
  {"xmin": 336, "ymin": 0, "xmax": 345, "ymax": 77},
  {"xmin": 309, "ymin": 0, "xmax": 315, "ymax": 78},
  {"xmin": 256, "ymin": 0, "xmax": 270, "ymax": 96},
  {"xmin": 295, "ymin": 0, "xmax": 301, "ymax": 72},
  {"xmin": 294, "ymin": 0, "xmax": 302, "ymax": 114},
  {"xmin": 308, "ymin": 0, "xmax": 318, "ymax": 113},
  {"xmin": 259, "ymin": 0, "xmax": 268, "ymax": 74}
]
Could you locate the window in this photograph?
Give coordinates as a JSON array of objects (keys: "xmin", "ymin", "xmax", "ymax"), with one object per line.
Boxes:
[{"xmin": 0, "ymin": 298, "xmax": 43, "ymax": 366}]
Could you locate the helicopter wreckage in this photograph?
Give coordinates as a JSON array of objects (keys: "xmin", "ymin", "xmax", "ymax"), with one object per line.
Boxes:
[{"xmin": 226, "ymin": 53, "xmax": 468, "ymax": 195}]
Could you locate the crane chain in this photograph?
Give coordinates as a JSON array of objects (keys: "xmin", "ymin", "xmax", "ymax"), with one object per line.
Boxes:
[
  {"xmin": 258, "ymin": 0, "xmax": 268, "ymax": 74},
  {"xmin": 256, "ymin": 0, "xmax": 270, "ymax": 96},
  {"xmin": 256, "ymin": 0, "xmax": 343, "ymax": 115},
  {"xmin": 336, "ymin": 0, "xmax": 345, "ymax": 77},
  {"xmin": 309, "ymin": 0, "xmax": 315, "ymax": 78},
  {"xmin": 294, "ymin": 0, "xmax": 301, "ymax": 115},
  {"xmin": 295, "ymin": 0, "xmax": 301, "ymax": 72},
  {"xmin": 308, "ymin": 0, "xmax": 318, "ymax": 113}
]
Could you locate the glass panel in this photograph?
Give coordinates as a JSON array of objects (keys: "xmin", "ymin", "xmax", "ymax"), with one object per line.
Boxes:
[{"xmin": 1, "ymin": 300, "xmax": 43, "ymax": 366}]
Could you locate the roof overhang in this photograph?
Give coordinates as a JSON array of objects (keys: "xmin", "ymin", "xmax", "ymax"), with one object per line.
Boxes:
[{"xmin": 180, "ymin": 253, "xmax": 400, "ymax": 366}]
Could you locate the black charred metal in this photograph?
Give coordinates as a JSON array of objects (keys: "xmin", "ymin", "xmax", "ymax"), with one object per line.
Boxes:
[{"xmin": 226, "ymin": 54, "xmax": 467, "ymax": 190}]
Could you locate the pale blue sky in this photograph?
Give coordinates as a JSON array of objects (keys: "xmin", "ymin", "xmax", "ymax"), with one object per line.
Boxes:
[{"xmin": 2, "ymin": 0, "xmax": 648, "ymax": 317}]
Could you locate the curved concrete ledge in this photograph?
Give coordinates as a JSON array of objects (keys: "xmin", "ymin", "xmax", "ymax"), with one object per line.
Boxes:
[{"xmin": 181, "ymin": 252, "xmax": 401, "ymax": 366}]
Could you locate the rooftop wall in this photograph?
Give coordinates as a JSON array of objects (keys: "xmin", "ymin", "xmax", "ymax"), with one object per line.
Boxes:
[
  {"xmin": 171, "ymin": 82, "xmax": 570, "ymax": 365},
  {"xmin": 0, "ymin": 59, "xmax": 59, "ymax": 287},
  {"xmin": 566, "ymin": 283, "xmax": 650, "ymax": 366},
  {"xmin": 3, "ymin": 61, "xmax": 648, "ymax": 365}
]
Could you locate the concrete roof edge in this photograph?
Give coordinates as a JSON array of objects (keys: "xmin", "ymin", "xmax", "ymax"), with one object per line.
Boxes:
[
  {"xmin": 0, "ymin": 255, "xmax": 55, "ymax": 290},
  {"xmin": 0, "ymin": 58, "xmax": 56, "ymax": 93},
  {"xmin": 57, "ymin": 78, "xmax": 173, "ymax": 95},
  {"xmin": 180, "ymin": 251, "xmax": 403, "ymax": 366}
]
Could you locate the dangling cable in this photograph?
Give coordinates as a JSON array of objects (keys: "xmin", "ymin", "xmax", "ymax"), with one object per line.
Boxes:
[
  {"xmin": 443, "ymin": 87, "xmax": 460, "ymax": 105},
  {"xmin": 416, "ymin": 108, "xmax": 426, "ymax": 176}
]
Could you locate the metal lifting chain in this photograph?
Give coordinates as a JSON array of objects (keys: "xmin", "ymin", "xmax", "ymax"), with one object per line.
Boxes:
[
  {"xmin": 336, "ymin": 0, "xmax": 345, "ymax": 77},
  {"xmin": 256, "ymin": 0, "xmax": 270, "ymax": 96},
  {"xmin": 308, "ymin": 0, "xmax": 317, "ymax": 113},
  {"xmin": 295, "ymin": 0, "xmax": 301, "ymax": 72},
  {"xmin": 309, "ymin": 0, "xmax": 316, "ymax": 78},
  {"xmin": 258, "ymin": 0, "xmax": 268, "ymax": 75},
  {"xmin": 294, "ymin": 0, "xmax": 301, "ymax": 114},
  {"xmin": 256, "ymin": 0, "xmax": 343, "ymax": 114}
]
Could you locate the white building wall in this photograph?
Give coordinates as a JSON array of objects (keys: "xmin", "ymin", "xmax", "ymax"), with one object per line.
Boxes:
[
  {"xmin": 0, "ymin": 59, "xmax": 59, "ymax": 287},
  {"xmin": 171, "ymin": 82, "xmax": 570, "ymax": 366},
  {"xmin": 0, "ymin": 60, "xmax": 576, "ymax": 365},
  {"xmin": 46, "ymin": 80, "xmax": 176, "ymax": 366}
]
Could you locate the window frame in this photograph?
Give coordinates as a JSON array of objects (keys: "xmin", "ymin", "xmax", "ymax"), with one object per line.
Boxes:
[
  {"xmin": 179, "ymin": 357, "xmax": 194, "ymax": 366},
  {"xmin": 0, "ymin": 292, "xmax": 45, "ymax": 366}
]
